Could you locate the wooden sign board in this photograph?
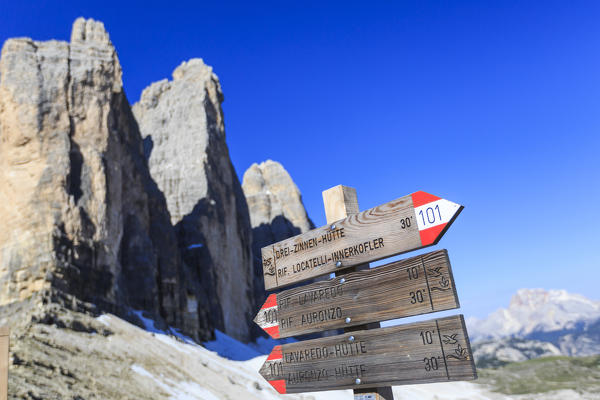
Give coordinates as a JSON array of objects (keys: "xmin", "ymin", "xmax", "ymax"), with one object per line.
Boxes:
[
  {"xmin": 261, "ymin": 191, "xmax": 462, "ymax": 290},
  {"xmin": 259, "ymin": 315, "xmax": 476, "ymax": 394},
  {"xmin": 255, "ymin": 249, "xmax": 459, "ymax": 338}
]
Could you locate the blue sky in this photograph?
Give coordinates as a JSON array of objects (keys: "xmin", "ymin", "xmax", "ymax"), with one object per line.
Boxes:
[{"xmin": 1, "ymin": 1, "xmax": 599, "ymax": 318}]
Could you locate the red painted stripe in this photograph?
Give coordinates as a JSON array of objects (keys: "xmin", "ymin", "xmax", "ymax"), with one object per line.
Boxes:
[
  {"xmin": 267, "ymin": 345, "xmax": 283, "ymax": 361},
  {"xmin": 268, "ymin": 379, "xmax": 287, "ymax": 394},
  {"xmin": 261, "ymin": 294, "xmax": 278, "ymax": 310},
  {"xmin": 419, "ymin": 223, "xmax": 447, "ymax": 246},
  {"xmin": 412, "ymin": 191, "xmax": 441, "ymax": 208},
  {"xmin": 264, "ymin": 325, "xmax": 280, "ymax": 339}
]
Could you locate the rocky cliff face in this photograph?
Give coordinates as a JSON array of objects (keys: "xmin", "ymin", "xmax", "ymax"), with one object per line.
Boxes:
[
  {"xmin": 243, "ymin": 160, "xmax": 313, "ymax": 234},
  {"xmin": 0, "ymin": 18, "xmax": 212, "ymax": 341},
  {"xmin": 242, "ymin": 160, "xmax": 314, "ymax": 332},
  {"xmin": 133, "ymin": 59, "xmax": 255, "ymax": 342}
]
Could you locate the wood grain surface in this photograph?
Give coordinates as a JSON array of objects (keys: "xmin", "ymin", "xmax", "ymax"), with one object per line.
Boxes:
[
  {"xmin": 323, "ymin": 185, "xmax": 395, "ymax": 400},
  {"xmin": 254, "ymin": 249, "xmax": 459, "ymax": 338},
  {"xmin": 259, "ymin": 315, "xmax": 476, "ymax": 394},
  {"xmin": 261, "ymin": 191, "xmax": 462, "ymax": 290}
]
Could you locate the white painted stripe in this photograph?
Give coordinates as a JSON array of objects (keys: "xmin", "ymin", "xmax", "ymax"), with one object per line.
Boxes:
[
  {"xmin": 260, "ymin": 306, "xmax": 279, "ymax": 328},
  {"xmin": 414, "ymin": 199, "xmax": 460, "ymax": 231}
]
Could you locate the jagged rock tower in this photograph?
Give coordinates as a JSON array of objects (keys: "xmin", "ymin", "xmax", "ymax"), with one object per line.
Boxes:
[
  {"xmin": 133, "ymin": 59, "xmax": 255, "ymax": 342},
  {"xmin": 0, "ymin": 18, "xmax": 306, "ymax": 344},
  {"xmin": 242, "ymin": 160, "xmax": 314, "ymax": 335},
  {"xmin": 0, "ymin": 18, "xmax": 221, "ymax": 341}
]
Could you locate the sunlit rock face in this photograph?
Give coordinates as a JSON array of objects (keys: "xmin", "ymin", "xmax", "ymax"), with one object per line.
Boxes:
[
  {"xmin": 242, "ymin": 160, "xmax": 314, "ymax": 336},
  {"xmin": 0, "ymin": 18, "xmax": 212, "ymax": 341},
  {"xmin": 133, "ymin": 58, "xmax": 255, "ymax": 342},
  {"xmin": 243, "ymin": 160, "xmax": 313, "ymax": 234}
]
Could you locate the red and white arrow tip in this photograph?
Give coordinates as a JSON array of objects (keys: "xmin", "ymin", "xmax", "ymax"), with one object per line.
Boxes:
[
  {"xmin": 411, "ymin": 191, "xmax": 463, "ymax": 246},
  {"xmin": 261, "ymin": 345, "xmax": 287, "ymax": 393},
  {"xmin": 253, "ymin": 294, "xmax": 280, "ymax": 339}
]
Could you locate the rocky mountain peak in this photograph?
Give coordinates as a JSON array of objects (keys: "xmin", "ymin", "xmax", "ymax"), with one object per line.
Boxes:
[
  {"xmin": 0, "ymin": 18, "xmax": 250, "ymax": 343},
  {"xmin": 71, "ymin": 17, "xmax": 111, "ymax": 45},
  {"xmin": 242, "ymin": 159, "xmax": 313, "ymax": 233},
  {"xmin": 134, "ymin": 58, "xmax": 255, "ymax": 342},
  {"xmin": 468, "ymin": 289, "xmax": 600, "ymax": 341},
  {"xmin": 134, "ymin": 58, "xmax": 226, "ymax": 224},
  {"xmin": 509, "ymin": 288, "xmax": 600, "ymax": 313},
  {"xmin": 69, "ymin": 17, "xmax": 122, "ymax": 94},
  {"xmin": 0, "ymin": 17, "xmax": 132, "ymax": 310},
  {"xmin": 242, "ymin": 160, "xmax": 314, "ymax": 337},
  {"xmin": 172, "ymin": 58, "xmax": 216, "ymax": 82}
]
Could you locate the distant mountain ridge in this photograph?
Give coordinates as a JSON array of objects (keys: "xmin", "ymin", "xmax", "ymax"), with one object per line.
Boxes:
[
  {"xmin": 472, "ymin": 337, "xmax": 561, "ymax": 368},
  {"xmin": 468, "ymin": 288, "xmax": 600, "ymax": 357}
]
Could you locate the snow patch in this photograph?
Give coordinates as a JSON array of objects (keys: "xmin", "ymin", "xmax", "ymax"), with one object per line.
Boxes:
[
  {"xmin": 131, "ymin": 364, "xmax": 154, "ymax": 379},
  {"xmin": 132, "ymin": 364, "xmax": 221, "ymax": 399},
  {"xmin": 130, "ymin": 310, "xmax": 163, "ymax": 333},
  {"xmin": 131, "ymin": 364, "xmax": 173, "ymax": 393},
  {"xmin": 169, "ymin": 382, "xmax": 220, "ymax": 400},
  {"xmin": 96, "ymin": 314, "xmax": 111, "ymax": 326},
  {"xmin": 394, "ymin": 381, "xmax": 508, "ymax": 400}
]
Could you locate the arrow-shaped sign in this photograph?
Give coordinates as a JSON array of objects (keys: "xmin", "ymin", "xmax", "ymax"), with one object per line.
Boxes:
[
  {"xmin": 261, "ymin": 191, "xmax": 463, "ymax": 290},
  {"xmin": 259, "ymin": 314, "xmax": 476, "ymax": 394},
  {"xmin": 255, "ymin": 249, "xmax": 459, "ymax": 339}
]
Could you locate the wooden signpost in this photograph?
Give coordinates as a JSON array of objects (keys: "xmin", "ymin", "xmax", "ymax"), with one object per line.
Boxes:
[
  {"xmin": 254, "ymin": 249, "xmax": 459, "ymax": 339},
  {"xmin": 261, "ymin": 191, "xmax": 462, "ymax": 290},
  {"xmin": 259, "ymin": 315, "xmax": 475, "ymax": 394},
  {"xmin": 256, "ymin": 186, "xmax": 475, "ymax": 398},
  {"xmin": 325, "ymin": 185, "xmax": 394, "ymax": 400}
]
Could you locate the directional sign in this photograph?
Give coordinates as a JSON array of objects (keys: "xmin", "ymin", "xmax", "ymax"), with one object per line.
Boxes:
[
  {"xmin": 261, "ymin": 191, "xmax": 463, "ymax": 290},
  {"xmin": 255, "ymin": 249, "xmax": 459, "ymax": 338},
  {"xmin": 259, "ymin": 315, "xmax": 476, "ymax": 394}
]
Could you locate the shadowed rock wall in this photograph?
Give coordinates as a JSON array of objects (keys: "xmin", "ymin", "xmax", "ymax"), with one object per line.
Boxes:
[
  {"xmin": 133, "ymin": 59, "xmax": 255, "ymax": 342},
  {"xmin": 242, "ymin": 160, "xmax": 314, "ymax": 336},
  {"xmin": 0, "ymin": 18, "xmax": 212, "ymax": 341}
]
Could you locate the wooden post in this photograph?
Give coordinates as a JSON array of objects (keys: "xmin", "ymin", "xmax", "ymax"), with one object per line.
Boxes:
[
  {"xmin": 322, "ymin": 185, "xmax": 394, "ymax": 400},
  {"xmin": 0, "ymin": 327, "xmax": 8, "ymax": 400}
]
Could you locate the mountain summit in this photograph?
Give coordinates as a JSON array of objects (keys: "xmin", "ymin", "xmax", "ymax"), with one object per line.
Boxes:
[
  {"xmin": 468, "ymin": 289, "xmax": 600, "ymax": 339},
  {"xmin": 468, "ymin": 288, "xmax": 600, "ymax": 357}
]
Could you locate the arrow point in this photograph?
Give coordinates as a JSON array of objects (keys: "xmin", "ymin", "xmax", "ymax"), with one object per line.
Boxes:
[
  {"xmin": 255, "ymin": 294, "xmax": 280, "ymax": 338},
  {"xmin": 413, "ymin": 194, "xmax": 463, "ymax": 246}
]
